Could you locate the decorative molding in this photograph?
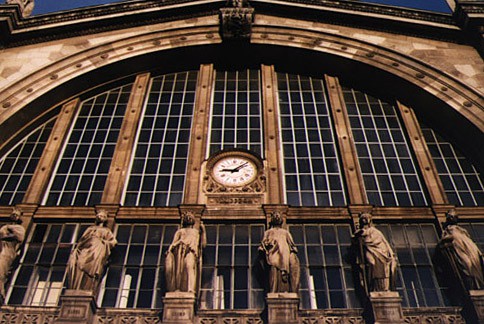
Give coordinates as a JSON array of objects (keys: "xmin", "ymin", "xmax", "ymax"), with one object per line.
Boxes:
[
  {"xmin": 300, "ymin": 316, "xmax": 365, "ymax": 323},
  {"xmin": 0, "ymin": 0, "xmax": 461, "ymax": 48},
  {"xmin": 0, "ymin": 306, "xmax": 469, "ymax": 324}
]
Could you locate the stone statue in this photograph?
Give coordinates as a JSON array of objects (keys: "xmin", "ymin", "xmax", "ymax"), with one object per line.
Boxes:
[
  {"xmin": 259, "ymin": 211, "xmax": 300, "ymax": 293},
  {"xmin": 354, "ymin": 212, "xmax": 396, "ymax": 292},
  {"xmin": 438, "ymin": 209, "xmax": 484, "ymax": 290},
  {"xmin": 165, "ymin": 211, "xmax": 206, "ymax": 293},
  {"xmin": 6, "ymin": 0, "xmax": 34, "ymax": 17},
  {"xmin": 0, "ymin": 207, "xmax": 25, "ymax": 304},
  {"xmin": 67, "ymin": 210, "xmax": 117, "ymax": 292}
]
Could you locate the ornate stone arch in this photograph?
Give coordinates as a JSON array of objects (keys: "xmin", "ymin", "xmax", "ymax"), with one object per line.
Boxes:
[{"xmin": 0, "ymin": 14, "xmax": 482, "ymax": 153}]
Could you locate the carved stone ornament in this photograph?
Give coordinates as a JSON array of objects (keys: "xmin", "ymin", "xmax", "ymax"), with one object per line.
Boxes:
[
  {"xmin": 437, "ymin": 209, "xmax": 484, "ymax": 291},
  {"xmin": 165, "ymin": 210, "xmax": 206, "ymax": 293},
  {"xmin": 0, "ymin": 207, "xmax": 25, "ymax": 304},
  {"xmin": 260, "ymin": 211, "xmax": 300, "ymax": 294},
  {"xmin": 6, "ymin": 0, "xmax": 34, "ymax": 18},
  {"xmin": 204, "ymin": 149, "xmax": 266, "ymax": 194},
  {"xmin": 219, "ymin": 0, "xmax": 254, "ymax": 40},
  {"xmin": 353, "ymin": 212, "xmax": 397, "ymax": 293},
  {"xmin": 67, "ymin": 210, "xmax": 117, "ymax": 293}
]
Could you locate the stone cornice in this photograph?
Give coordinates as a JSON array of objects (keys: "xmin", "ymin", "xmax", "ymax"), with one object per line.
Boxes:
[
  {"xmin": 257, "ymin": 0, "xmax": 455, "ymax": 25},
  {"xmin": 0, "ymin": 0, "xmax": 223, "ymax": 47},
  {"xmin": 0, "ymin": 0, "xmax": 463, "ymax": 47}
]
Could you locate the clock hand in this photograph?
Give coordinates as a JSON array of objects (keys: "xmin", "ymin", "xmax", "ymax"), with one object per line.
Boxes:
[{"xmin": 233, "ymin": 162, "xmax": 249, "ymax": 172}]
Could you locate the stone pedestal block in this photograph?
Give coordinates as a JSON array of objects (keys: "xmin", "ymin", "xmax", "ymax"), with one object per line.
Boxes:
[
  {"xmin": 266, "ymin": 292, "xmax": 299, "ymax": 324},
  {"xmin": 55, "ymin": 290, "xmax": 97, "ymax": 324},
  {"xmin": 370, "ymin": 291, "xmax": 404, "ymax": 324},
  {"xmin": 162, "ymin": 292, "xmax": 196, "ymax": 324},
  {"xmin": 469, "ymin": 290, "xmax": 484, "ymax": 323}
]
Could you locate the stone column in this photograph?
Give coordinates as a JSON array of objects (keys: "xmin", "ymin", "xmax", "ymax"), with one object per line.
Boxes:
[
  {"xmin": 101, "ymin": 73, "xmax": 150, "ymax": 205},
  {"xmin": 162, "ymin": 291, "xmax": 197, "ymax": 324},
  {"xmin": 369, "ymin": 291, "xmax": 404, "ymax": 324},
  {"xmin": 22, "ymin": 98, "xmax": 80, "ymax": 205},
  {"xmin": 266, "ymin": 292, "xmax": 299, "ymax": 324},
  {"xmin": 468, "ymin": 290, "xmax": 484, "ymax": 323},
  {"xmin": 55, "ymin": 290, "xmax": 97, "ymax": 324},
  {"xmin": 184, "ymin": 64, "xmax": 214, "ymax": 205},
  {"xmin": 325, "ymin": 75, "xmax": 367, "ymax": 205},
  {"xmin": 261, "ymin": 65, "xmax": 284, "ymax": 204},
  {"xmin": 396, "ymin": 102, "xmax": 447, "ymax": 206}
]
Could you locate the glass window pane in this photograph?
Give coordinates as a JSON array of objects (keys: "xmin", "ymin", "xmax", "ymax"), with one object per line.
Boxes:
[
  {"xmin": 0, "ymin": 118, "xmax": 56, "ymax": 205},
  {"xmin": 278, "ymin": 73, "xmax": 346, "ymax": 206},
  {"xmin": 209, "ymin": 70, "xmax": 262, "ymax": 157},
  {"xmin": 342, "ymin": 87, "xmax": 428, "ymax": 207},
  {"xmin": 421, "ymin": 125, "xmax": 484, "ymax": 206},
  {"xmin": 124, "ymin": 72, "xmax": 197, "ymax": 206},
  {"xmin": 45, "ymin": 84, "xmax": 132, "ymax": 206}
]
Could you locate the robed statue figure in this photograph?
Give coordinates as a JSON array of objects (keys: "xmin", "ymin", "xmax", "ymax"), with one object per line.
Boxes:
[
  {"xmin": 0, "ymin": 207, "xmax": 25, "ymax": 304},
  {"xmin": 354, "ymin": 212, "xmax": 397, "ymax": 292},
  {"xmin": 67, "ymin": 210, "xmax": 117, "ymax": 292},
  {"xmin": 438, "ymin": 209, "xmax": 483, "ymax": 290},
  {"xmin": 165, "ymin": 211, "xmax": 206, "ymax": 293},
  {"xmin": 259, "ymin": 211, "xmax": 300, "ymax": 293}
]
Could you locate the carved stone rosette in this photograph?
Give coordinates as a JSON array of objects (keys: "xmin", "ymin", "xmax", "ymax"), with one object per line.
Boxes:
[{"xmin": 220, "ymin": 7, "xmax": 255, "ymax": 40}]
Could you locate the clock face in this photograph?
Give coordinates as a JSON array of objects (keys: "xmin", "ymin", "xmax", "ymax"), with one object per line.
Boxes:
[{"xmin": 212, "ymin": 156, "xmax": 257, "ymax": 187}]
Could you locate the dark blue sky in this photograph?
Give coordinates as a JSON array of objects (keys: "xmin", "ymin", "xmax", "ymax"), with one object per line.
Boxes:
[{"xmin": 31, "ymin": 0, "xmax": 452, "ymax": 15}]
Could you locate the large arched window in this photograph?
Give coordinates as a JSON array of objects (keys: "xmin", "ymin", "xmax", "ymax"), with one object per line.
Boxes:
[{"xmin": 1, "ymin": 64, "xmax": 482, "ymax": 314}]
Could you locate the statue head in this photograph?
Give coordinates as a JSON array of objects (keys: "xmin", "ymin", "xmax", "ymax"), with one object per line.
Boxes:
[
  {"xmin": 95, "ymin": 210, "xmax": 109, "ymax": 225},
  {"xmin": 181, "ymin": 211, "xmax": 196, "ymax": 227},
  {"xmin": 10, "ymin": 207, "xmax": 23, "ymax": 224},
  {"xmin": 269, "ymin": 211, "xmax": 283, "ymax": 228},
  {"xmin": 445, "ymin": 209, "xmax": 459, "ymax": 227},
  {"xmin": 359, "ymin": 212, "xmax": 373, "ymax": 228}
]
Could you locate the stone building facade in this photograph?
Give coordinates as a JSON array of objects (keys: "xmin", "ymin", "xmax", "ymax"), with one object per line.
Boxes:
[{"xmin": 0, "ymin": 0, "xmax": 482, "ymax": 323}]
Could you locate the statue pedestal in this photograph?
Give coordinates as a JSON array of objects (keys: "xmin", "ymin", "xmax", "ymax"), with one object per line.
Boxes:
[
  {"xmin": 162, "ymin": 292, "xmax": 196, "ymax": 324},
  {"xmin": 266, "ymin": 292, "xmax": 299, "ymax": 324},
  {"xmin": 369, "ymin": 291, "xmax": 404, "ymax": 324},
  {"xmin": 468, "ymin": 290, "xmax": 484, "ymax": 323},
  {"xmin": 55, "ymin": 290, "xmax": 97, "ymax": 324}
]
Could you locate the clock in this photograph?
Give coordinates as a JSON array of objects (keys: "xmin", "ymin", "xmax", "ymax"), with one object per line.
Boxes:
[{"xmin": 212, "ymin": 155, "xmax": 257, "ymax": 187}]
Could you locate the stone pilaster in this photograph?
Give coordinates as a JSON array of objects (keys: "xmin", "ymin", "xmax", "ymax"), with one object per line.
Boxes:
[
  {"xmin": 185, "ymin": 64, "xmax": 213, "ymax": 205},
  {"xmin": 369, "ymin": 291, "xmax": 404, "ymax": 324},
  {"xmin": 397, "ymin": 102, "xmax": 447, "ymax": 206},
  {"xmin": 468, "ymin": 290, "xmax": 484, "ymax": 323},
  {"xmin": 266, "ymin": 292, "xmax": 299, "ymax": 324},
  {"xmin": 101, "ymin": 73, "xmax": 150, "ymax": 205},
  {"xmin": 22, "ymin": 99, "xmax": 80, "ymax": 205},
  {"xmin": 261, "ymin": 65, "xmax": 284, "ymax": 204},
  {"xmin": 325, "ymin": 75, "xmax": 367, "ymax": 206},
  {"xmin": 56, "ymin": 290, "xmax": 97, "ymax": 324},
  {"xmin": 162, "ymin": 291, "xmax": 197, "ymax": 324}
]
